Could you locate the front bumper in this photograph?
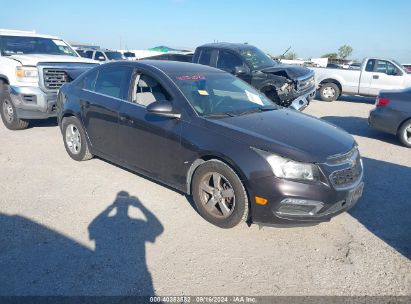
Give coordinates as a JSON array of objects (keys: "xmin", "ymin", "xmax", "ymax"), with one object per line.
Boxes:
[
  {"xmin": 288, "ymin": 87, "xmax": 316, "ymax": 111},
  {"xmin": 247, "ymin": 155, "xmax": 364, "ymax": 226},
  {"xmin": 8, "ymin": 86, "xmax": 57, "ymax": 119}
]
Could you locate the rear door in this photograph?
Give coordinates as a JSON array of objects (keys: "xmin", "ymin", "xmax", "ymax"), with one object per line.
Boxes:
[{"xmin": 80, "ymin": 65, "xmax": 133, "ymax": 157}]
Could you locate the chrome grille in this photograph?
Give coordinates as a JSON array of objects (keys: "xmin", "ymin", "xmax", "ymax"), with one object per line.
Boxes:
[
  {"xmin": 43, "ymin": 69, "xmax": 68, "ymax": 90},
  {"xmin": 329, "ymin": 151, "xmax": 363, "ymax": 189}
]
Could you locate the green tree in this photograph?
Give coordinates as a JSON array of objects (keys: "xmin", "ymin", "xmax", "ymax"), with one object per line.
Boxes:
[
  {"xmin": 321, "ymin": 52, "xmax": 338, "ymax": 60},
  {"xmin": 338, "ymin": 45, "xmax": 353, "ymax": 59}
]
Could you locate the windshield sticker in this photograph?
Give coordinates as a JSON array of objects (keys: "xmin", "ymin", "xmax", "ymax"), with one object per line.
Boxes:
[
  {"xmin": 52, "ymin": 39, "xmax": 67, "ymax": 46},
  {"xmin": 197, "ymin": 90, "xmax": 209, "ymax": 96},
  {"xmin": 245, "ymin": 90, "xmax": 264, "ymax": 105},
  {"xmin": 176, "ymin": 75, "xmax": 206, "ymax": 81}
]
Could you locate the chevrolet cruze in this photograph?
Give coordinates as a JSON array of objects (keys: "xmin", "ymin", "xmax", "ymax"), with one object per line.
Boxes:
[{"xmin": 57, "ymin": 61, "xmax": 364, "ymax": 228}]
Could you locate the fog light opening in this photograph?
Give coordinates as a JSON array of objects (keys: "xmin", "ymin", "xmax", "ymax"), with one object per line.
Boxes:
[{"xmin": 276, "ymin": 198, "xmax": 324, "ymax": 216}]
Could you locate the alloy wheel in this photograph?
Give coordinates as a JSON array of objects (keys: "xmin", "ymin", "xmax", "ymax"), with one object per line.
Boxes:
[
  {"xmin": 65, "ymin": 124, "xmax": 82, "ymax": 155},
  {"xmin": 199, "ymin": 172, "xmax": 236, "ymax": 218},
  {"xmin": 406, "ymin": 125, "xmax": 411, "ymax": 143}
]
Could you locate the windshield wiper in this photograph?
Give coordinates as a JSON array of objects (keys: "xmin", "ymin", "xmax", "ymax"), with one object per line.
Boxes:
[
  {"xmin": 236, "ymin": 105, "xmax": 277, "ymax": 116},
  {"xmin": 202, "ymin": 112, "xmax": 237, "ymax": 118}
]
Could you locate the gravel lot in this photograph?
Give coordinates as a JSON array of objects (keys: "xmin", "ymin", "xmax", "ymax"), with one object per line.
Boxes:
[{"xmin": 0, "ymin": 97, "xmax": 410, "ymax": 296}]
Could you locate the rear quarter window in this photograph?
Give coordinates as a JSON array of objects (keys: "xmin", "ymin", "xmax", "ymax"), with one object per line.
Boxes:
[{"xmin": 198, "ymin": 49, "xmax": 212, "ymax": 65}]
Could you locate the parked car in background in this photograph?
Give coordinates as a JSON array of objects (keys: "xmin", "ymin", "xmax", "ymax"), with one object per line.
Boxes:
[
  {"xmin": 192, "ymin": 43, "xmax": 316, "ymax": 111},
  {"xmin": 57, "ymin": 61, "xmax": 364, "ymax": 228},
  {"xmin": 326, "ymin": 63, "xmax": 340, "ymax": 69},
  {"xmin": 80, "ymin": 49, "xmax": 126, "ymax": 62},
  {"xmin": 144, "ymin": 52, "xmax": 193, "ymax": 62},
  {"xmin": 0, "ymin": 29, "xmax": 98, "ymax": 130},
  {"xmin": 122, "ymin": 51, "xmax": 137, "ymax": 61},
  {"xmin": 348, "ymin": 62, "xmax": 361, "ymax": 70},
  {"xmin": 403, "ymin": 64, "xmax": 411, "ymax": 72},
  {"xmin": 311, "ymin": 58, "xmax": 411, "ymax": 101},
  {"xmin": 369, "ymin": 88, "xmax": 411, "ymax": 148}
]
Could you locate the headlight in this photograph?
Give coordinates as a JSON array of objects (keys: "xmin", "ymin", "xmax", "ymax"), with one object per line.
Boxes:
[
  {"xmin": 253, "ymin": 148, "xmax": 320, "ymax": 181},
  {"xmin": 16, "ymin": 66, "xmax": 39, "ymax": 82}
]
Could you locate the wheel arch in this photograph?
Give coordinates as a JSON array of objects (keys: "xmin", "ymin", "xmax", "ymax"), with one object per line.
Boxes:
[
  {"xmin": 186, "ymin": 154, "xmax": 248, "ymax": 195},
  {"xmin": 0, "ymin": 75, "xmax": 10, "ymax": 85},
  {"xmin": 397, "ymin": 117, "xmax": 411, "ymax": 135}
]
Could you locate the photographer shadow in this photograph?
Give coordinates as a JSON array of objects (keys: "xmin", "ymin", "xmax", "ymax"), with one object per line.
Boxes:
[{"xmin": 0, "ymin": 191, "xmax": 163, "ymax": 295}]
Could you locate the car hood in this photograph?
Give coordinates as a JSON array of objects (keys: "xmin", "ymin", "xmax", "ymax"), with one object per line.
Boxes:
[
  {"xmin": 8, "ymin": 54, "xmax": 98, "ymax": 66},
  {"xmin": 261, "ymin": 64, "xmax": 313, "ymax": 79},
  {"xmin": 204, "ymin": 109, "xmax": 355, "ymax": 163}
]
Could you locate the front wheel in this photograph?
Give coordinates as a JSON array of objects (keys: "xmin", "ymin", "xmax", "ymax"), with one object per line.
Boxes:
[
  {"xmin": 398, "ymin": 119, "xmax": 411, "ymax": 148},
  {"xmin": 319, "ymin": 83, "xmax": 340, "ymax": 102},
  {"xmin": 192, "ymin": 160, "xmax": 249, "ymax": 228},
  {"xmin": 0, "ymin": 89, "xmax": 29, "ymax": 130},
  {"xmin": 62, "ymin": 116, "xmax": 93, "ymax": 161}
]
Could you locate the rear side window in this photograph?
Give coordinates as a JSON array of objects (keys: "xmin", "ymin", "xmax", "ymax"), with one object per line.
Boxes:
[
  {"xmin": 94, "ymin": 66, "xmax": 133, "ymax": 99},
  {"xmin": 84, "ymin": 51, "xmax": 94, "ymax": 59},
  {"xmin": 365, "ymin": 59, "xmax": 375, "ymax": 72},
  {"xmin": 198, "ymin": 49, "xmax": 212, "ymax": 65}
]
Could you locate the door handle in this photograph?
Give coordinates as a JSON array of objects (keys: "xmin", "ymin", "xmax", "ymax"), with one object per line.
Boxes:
[
  {"xmin": 373, "ymin": 75, "xmax": 379, "ymax": 79},
  {"xmin": 120, "ymin": 115, "xmax": 134, "ymax": 124},
  {"xmin": 80, "ymin": 100, "xmax": 90, "ymax": 108}
]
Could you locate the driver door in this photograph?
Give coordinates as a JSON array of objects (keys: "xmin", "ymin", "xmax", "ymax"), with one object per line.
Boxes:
[
  {"xmin": 368, "ymin": 60, "xmax": 404, "ymax": 95},
  {"xmin": 216, "ymin": 50, "xmax": 252, "ymax": 84}
]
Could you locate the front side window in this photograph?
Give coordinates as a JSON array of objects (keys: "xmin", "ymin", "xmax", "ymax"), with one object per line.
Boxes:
[
  {"xmin": 132, "ymin": 74, "xmax": 170, "ymax": 107},
  {"xmin": 376, "ymin": 60, "xmax": 400, "ymax": 75},
  {"xmin": 217, "ymin": 50, "xmax": 244, "ymax": 72},
  {"xmin": 94, "ymin": 66, "xmax": 133, "ymax": 99},
  {"xmin": 0, "ymin": 36, "xmax": 78, "ymax": 57},
  {"xmin": 84, "ymin": 50, "xmax": 94, "ymax": 59},
  {"xmin": 238, "ymin": 47, "xmax": 277, "ymax": 70},
  {"xmin": 94, "ymin": 51, "xmax": 105, "ymax": 61},
  {"xmin": 173, "ymin": 72, "xmax": 276, "ymax": 116}
]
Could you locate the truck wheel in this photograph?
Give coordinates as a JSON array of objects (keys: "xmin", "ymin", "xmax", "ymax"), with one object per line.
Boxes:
[
  {"xmin": 191, "ymin": 160, "xmax": 249, "ymax": 228},
  {"xmin": 319, "ymin": 83, "xmax": 340, "ymax": 102},
  {"xmin": 62, "ymin": 116, "xmax": 93, "ymax": 161},
  {"xmin": 398, "ymin": 119, "xmax": 411, "ymax": 148},
  {"xmin": 0, "ymin": 90, "xmax": 29, "ymax": 130}
]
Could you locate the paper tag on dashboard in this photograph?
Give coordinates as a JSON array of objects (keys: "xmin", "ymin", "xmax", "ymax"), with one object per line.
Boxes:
[
  {"xmin": 245, "ymin": 90, "xmax": 263, "ymax": 105},
  {"xmin": 198, "ymin": 90, "xmax": 209, "ymax": 96}
]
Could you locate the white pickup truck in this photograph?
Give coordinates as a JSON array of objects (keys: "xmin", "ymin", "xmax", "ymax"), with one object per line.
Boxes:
[
  {"xmin": 311, "ymin": 58, "xmax": 411, "ymax": 101},
  {"xmin": 0, "ymin": 29, "xmax": 98, "ymax": 130}
]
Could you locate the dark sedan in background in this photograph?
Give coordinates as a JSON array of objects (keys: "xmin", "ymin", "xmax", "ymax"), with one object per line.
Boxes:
[
  {"xmin": 369, "ymin": 88, "xmax": 411, "ymax": 148},
  {"xmin": 57, "ymin": 61, "xmax": 364, "ymax": 228}
]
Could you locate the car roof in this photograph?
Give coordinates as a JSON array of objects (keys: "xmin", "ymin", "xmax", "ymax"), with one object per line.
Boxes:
[
  {"xmin": 198, "ymin": 42, "xmax": 257, "ymax": 51},
  {"xmin": 0, "ymin": 29, "xmax": 60, "ymax": 39},
  {"xmin": 104, "ymin": 60, "xmax": 225, "ymax": 75}
]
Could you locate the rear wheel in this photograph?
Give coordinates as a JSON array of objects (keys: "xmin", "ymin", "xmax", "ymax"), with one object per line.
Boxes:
[
  {"xmin": 398, "ymin": 119, "xmax": 411, "ymax": 148},
  {"xmin": 62, "ymin": 116, "xmax": 93, "ymax": 161},
  {"xmin": 0, "ymin": 84, "xmax": 29, "ymax": 130},
  {"xmin": 319, "ymin": 82, "xmax": 340, "ymax": 102},
  {"xmin": 192, "ymin": 160, "xmax": 249, "ymax": 228}
]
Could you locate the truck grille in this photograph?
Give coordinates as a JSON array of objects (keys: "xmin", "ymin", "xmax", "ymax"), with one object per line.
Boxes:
[
  {"xmin": 298, "ymin": 75, "xmax": 315, "ymax": 91},
  {"xmin": 329, "ymin": 150, "xmax": 363, "ymax": 189},
  {"xmin": 43, "ymin": 69, "xmax": 68, "ymax": 90}
]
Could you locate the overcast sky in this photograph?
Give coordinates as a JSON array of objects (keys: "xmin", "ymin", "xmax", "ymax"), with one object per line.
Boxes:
[{"xmin": 1, "ymin": 0, "xmax": 410, "ymax": 62}]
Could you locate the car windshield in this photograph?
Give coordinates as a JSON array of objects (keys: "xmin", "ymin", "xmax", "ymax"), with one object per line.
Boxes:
[
  {"xmin": 239, "ymin": 47, "xmax": 277, "ymax": 70},
  {"xmin": 173, "ymin": 72, "xmax": 277, "ymax": 117},
  {"xmin": 105, "ymin": 52, "xmax": 125, "ymax": 60},
  {"xmin": 0, "ymin": 35, "xmax": 78, "ymax": 57}
]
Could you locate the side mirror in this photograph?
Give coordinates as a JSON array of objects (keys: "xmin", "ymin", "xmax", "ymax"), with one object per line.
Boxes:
[
  {"xmin": 234, "ymin": 66, "xmax": 249, "ymax": 76},
  {"xmin": 146, "ymin": 100, "xmax": 181, "ymax": 119},
  {"xmin": 97, "ymin": 56, "xmax": 106, "ymax": 61}
]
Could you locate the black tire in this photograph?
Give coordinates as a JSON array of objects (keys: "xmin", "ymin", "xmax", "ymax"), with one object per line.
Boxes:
[
  {"xmin": 192, "ymin": 160, "xmax": 249, "ymax": 228},
  {"xmin": 0, "ymin": 83, "xmax": 29, "ymax": 130},
  {"xmin": 398, "ymin": 119, "xmax": 411, "ymax": 148},
  {"xmin": 319, "ymin": 82, "xmax": 340, "ymax": 102},
  {"xmin": 62, "ymin": 116, "xmax": 93, "ymax": 161}
]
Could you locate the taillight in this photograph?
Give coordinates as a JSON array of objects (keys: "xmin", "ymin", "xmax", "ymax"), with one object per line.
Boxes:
[{"xmin": 376, "ymin": 97, "xmax": 390, "ymax": 106}]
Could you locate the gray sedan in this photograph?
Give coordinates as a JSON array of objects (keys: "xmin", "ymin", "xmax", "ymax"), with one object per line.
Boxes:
[{"xmin": 369, "ymin": 88, "xmax": 411, "ymax": 147}]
